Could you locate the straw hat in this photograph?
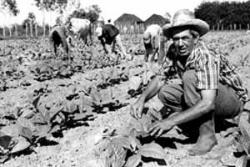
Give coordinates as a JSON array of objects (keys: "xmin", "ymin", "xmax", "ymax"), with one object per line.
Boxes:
[{"xmin": 163, "ymin": 9, "xmax": 209, "ymax": 38}]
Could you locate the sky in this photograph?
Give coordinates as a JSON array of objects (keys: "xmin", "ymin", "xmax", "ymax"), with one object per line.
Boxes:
[{"xmin": 0, "ymin": 0, "xmax": 247, "ymax": 27}]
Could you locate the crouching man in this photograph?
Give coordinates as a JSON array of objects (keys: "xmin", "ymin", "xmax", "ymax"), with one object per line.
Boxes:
[{"xmin": 130, "ymin": 9, "xmax": 248, "ymax": 156}]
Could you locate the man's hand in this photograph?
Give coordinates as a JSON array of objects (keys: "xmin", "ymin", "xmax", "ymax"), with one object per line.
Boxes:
[
  {"xmin": 148, "ymin": 120, "xmax": 174, "ymax": 137},
  {"xmin": 130, "ymin": 100, "xmax": 145, "ymax": 119}
]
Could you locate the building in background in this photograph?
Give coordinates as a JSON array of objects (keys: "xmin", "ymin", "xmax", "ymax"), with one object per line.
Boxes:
[{"xmin": 114, "ymin": 13, "xmax": 144, "ymax": 34}]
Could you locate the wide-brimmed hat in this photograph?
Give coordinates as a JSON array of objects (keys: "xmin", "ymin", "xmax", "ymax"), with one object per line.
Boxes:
[
  {"xmin": 163, "ymin": 9, "xmax": 209, "ymax": 38},
  {"xmin": 143, "ymin": 31, "xmax": 151, "ymax": 44}
]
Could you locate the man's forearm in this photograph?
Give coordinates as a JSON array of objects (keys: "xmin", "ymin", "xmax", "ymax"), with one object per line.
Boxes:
[{"xmin": 168, "ymin": 99, "xmax": 215, "ymax": 126}]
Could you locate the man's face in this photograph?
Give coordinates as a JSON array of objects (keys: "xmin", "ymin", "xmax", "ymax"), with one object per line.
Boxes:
[{"xmin": 172, "ymin": 29, "xmax": 198, "ymax": 57}]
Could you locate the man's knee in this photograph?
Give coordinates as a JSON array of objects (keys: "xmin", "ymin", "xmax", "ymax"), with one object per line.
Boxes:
[
  {"xmin": 158, "ymin": 84, "xmax": 181, "ymax": 105},
  {"xmin": 215, "ymin": 83, "xmax": 243, "ymax": 118}
]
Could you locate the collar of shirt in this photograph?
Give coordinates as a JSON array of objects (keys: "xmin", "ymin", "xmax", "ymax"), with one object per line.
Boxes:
[{"xmin": 184, "ymin": 40, "xmax": 205, "ymax": 70}]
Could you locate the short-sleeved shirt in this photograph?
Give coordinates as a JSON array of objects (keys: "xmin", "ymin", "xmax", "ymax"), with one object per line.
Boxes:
[
  {"xmin": 98, "ymin": 24, "xmax": 119, "ymax": 44},
  {"xmin": 161, "ymin": 40, "xmax": 248, "ymax": 103}
]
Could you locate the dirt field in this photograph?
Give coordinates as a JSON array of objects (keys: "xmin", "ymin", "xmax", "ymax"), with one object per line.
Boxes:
[{"xmin": 0, "ymin": 31, "xmax": 250, "ymax": 167}]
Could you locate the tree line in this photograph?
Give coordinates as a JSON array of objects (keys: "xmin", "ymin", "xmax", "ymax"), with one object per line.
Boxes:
[
  {"xmin": 1, "ymin": 0, "xmax": 250, "ymax": 39},
  {"xmin": 0, "ymin": 0, "xmax": 101, "ymax": 38},
  {"xmin": 0, "ymin": 12, "xmax": 52, "ymax": 39},
  {"xmin": 195, "ymin": 0, "xmax": 250, "ymax": 30}
]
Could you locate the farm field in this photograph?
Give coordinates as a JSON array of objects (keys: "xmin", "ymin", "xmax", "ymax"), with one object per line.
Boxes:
[{"xmin": 0, "ymin": 31, "xmax": 250, "ymax": 167}]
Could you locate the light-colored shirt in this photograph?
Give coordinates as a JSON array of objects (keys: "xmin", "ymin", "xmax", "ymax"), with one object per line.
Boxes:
[{"xmin": 70, "ymin": 18, "xmax": 90, "ymax": 33}]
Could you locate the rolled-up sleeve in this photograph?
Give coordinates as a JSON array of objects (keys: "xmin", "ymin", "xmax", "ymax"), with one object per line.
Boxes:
[{"xmin": 195, "ymin": 47, "xmax": 219, "ymax": 90}]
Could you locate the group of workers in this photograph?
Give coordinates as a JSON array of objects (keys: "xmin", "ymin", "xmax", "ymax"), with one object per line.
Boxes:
[
  {"xmin": 49, "ymin": 9, "xmax": 248, "ymax": 156},
  {"xmin": 49, "ymin": 17, "xmax": 128, "ymax": 60}
]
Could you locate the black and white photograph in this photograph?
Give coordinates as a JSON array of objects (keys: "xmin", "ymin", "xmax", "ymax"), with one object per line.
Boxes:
[{"xmin": 0, "ymin": 0, "xmax": 250, "ymax": 166}]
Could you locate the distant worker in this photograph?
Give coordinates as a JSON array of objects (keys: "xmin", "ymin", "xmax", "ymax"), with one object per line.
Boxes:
[
  {"xmin": 143, "ymin": 24, "xmax": 166, "ymax": 64},
  {"xmin": 49, "ymin": 25, "xmax": 69, "ymax": 56},
  {"xmin": 96, "ymin": 24, "xmax": 128, "ymax": 60},
  {"xmin": 49, "ymin": 18, "xmax": 92, "ymax": 55},
  {"xmin": 69, "ymin": 18, "xmax": 92, "ymax": 45}
]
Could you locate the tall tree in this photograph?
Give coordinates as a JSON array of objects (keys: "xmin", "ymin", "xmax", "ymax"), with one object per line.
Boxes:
[
  {"xmin": 0, "ymin": 0, "xmax": 19, "ymax": 37},
  {"xmin": 22, "ymin": 18, "xmax": 29, "ymax": 37},
  {"xmin": 34, "ymin": 0, "xmax": 68, "ymax": 36},
  {"xmin": 195, "ymin": 1, "xmax": 220, "ymax": 29},
  {"xmin": 34, "ymin": 0, "xmax": 52, "ymax": 36},
  {"xmin": 195, "ymin": 1, "xmax": 250, "ymax": 30},
  {"xmin": 28, "ymin": 12, "xmax": 36, "ymax": 37},
  {"xmin": 54, "ymin": 0, "xmax": 68, "ymax": 14},
  {"xmin": 69, "ymin": 4, "xmax": 101, "ymax": 23},
  {"xmin": 86, "ymin": 4, "xmax": 101, "ymax": 23}
]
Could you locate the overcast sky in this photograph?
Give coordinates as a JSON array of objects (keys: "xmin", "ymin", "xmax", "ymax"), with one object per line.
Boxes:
[{"xmin": 0, "ymin": 0, "xmax": 247, "ymax": 26}]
